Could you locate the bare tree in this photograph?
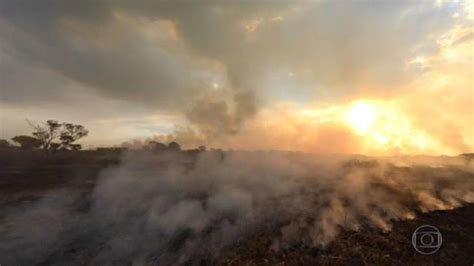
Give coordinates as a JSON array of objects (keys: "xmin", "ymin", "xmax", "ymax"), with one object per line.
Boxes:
[{"xmin": 28, "ymin": 120, "xmax": 62, "ymax": 151}]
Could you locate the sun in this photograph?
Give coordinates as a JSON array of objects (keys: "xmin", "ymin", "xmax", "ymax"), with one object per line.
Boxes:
[
  {"xmin": 337, "ymin": 99, "xmax": 454, "ymax": 153},
  {"xmin": 345, "ymin": 101, "xmax": 378, "ymax": 134}
]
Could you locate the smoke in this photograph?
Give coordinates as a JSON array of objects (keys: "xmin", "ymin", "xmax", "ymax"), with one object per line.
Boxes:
[
  {"xmin": 186, "ymin": 90, "xmax": 257, "ymax": 138},
  {"xmin": 2, "ymin": 1, "xmax": 469, "ymax": 146},
  {"xmin": 1, "ymin": 151, "xmax": 473, "ymax": 265}
]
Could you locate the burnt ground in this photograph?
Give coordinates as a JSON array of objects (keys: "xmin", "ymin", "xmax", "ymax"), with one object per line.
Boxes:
[
  {"xmin": 217, "ymin": 205, "xmax": 474, "ymax": 266},
  {"xmin": 0, "ymin": 148, "xmax": 473, "ymax": 265}
]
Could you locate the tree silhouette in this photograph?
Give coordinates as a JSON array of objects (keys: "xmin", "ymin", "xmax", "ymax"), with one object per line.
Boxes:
[
  {"xmin": 148, "ymin": 141, "xmax": 167, "ymax": 152},
  {"xmin": 50, "ymin": 143, "xmax": 61, "ymax": 154},
  {"xmin": 168, "ymin": 142, "xmax": 181, "ymax": 151},
  {"xmin": 0, "ymin": 139, "xmax": 10, "ymax": 148},
  {"xmin": 59, "ymin": 123, "xmax": 88, "ymax": 151},
  {"xmin": 11, "ymin": 135, "xmax": 43, "ymax": 149},
  {"xmin": 29, "ymin": 120, "xmax": 62, "ymax": 151},
  {"xmin": 28, "ymin": 120, "xmax": 88, "ymax": 152}
]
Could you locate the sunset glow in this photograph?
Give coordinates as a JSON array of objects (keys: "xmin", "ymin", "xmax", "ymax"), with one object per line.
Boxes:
[
  {"xmin": 345, "ymin": 101, "xmax": 379, "ymax": 134},
  {"xmin": 0, "ymin": 0, "xmax": 472, "ymax": 155}
]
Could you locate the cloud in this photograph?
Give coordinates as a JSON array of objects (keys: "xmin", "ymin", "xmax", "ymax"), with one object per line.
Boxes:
[{"xmin": 0, "ymin": 0, "xmax": 471, "ymax": 152}]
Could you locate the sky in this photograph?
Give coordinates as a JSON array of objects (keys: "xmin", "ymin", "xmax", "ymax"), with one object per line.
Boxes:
[{"xmin": 0, "ymin": 0, "xmax": 472, "ymax": 155}]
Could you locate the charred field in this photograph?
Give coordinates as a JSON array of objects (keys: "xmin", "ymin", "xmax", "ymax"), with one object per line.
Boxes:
[{"xmin": 0, "ymin": 148, "xmax": 473, "ymax": 265}]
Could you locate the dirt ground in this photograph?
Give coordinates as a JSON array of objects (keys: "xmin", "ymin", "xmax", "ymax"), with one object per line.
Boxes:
[{"xmin": 0, "ymin": 148, "xmax": 473, "ymax": 265}]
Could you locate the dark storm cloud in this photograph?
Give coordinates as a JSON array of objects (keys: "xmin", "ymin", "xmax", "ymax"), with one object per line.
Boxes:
[{"xmin": 0, "ymin": 0, "xmax": 461, "ymax": 137}]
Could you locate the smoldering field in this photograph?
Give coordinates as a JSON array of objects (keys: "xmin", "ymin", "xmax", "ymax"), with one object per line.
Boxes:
[{"xmin": 1, "ymin": 150, "xmax": 473, "ymax": 265}]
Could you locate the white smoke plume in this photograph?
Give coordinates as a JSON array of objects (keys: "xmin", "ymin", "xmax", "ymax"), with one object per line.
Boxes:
[{"xmin": 1, "ymin": 151, "xmax": 473, "ymax": 265}]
